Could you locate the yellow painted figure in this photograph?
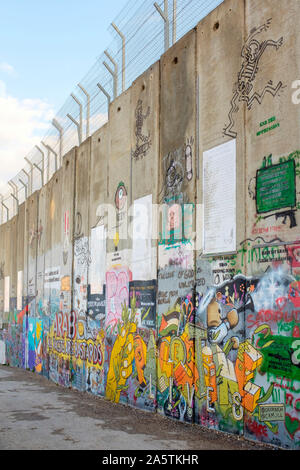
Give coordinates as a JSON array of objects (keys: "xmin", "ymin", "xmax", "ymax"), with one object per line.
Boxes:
[{"xmin": 105, "ymin": 301, "xmax": 137, "ymax": 403}]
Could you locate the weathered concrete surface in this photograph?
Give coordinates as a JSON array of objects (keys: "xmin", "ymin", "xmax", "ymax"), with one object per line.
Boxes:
[
  {"xmin": 0, "ymin": 0, "xmax": 299, "ymax": 452},
  {"xmin": 244, "ymin": 0, "xmax": 300, "ymax": 270},
  {"xmin": 0, "ymin": 365, "xmax": 269, "ymax": 451}
]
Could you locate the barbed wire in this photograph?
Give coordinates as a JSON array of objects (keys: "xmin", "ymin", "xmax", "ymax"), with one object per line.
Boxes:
[{"xmin": 0, "ymin": 0, "xmax": 223, "ymax": 224}]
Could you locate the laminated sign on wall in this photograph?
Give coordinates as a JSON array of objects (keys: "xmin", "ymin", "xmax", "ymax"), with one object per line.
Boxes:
[{"xmin": 203, "ymin": 139, "xmax": 236, "ymax": 255}]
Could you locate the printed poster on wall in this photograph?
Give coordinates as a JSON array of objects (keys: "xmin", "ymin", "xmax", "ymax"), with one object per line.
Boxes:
[
  {"xmin": 89, "ymin": 224, "xmax": 106, "ymax": 294},
  {"xmin": 131, "ymin": 194, "xmax": 154, "ymax": 280},
  {"xmin": 44, "ymin": 267, "xmax": 61, "ymax": 290},
  {"xmin": 203, "ymin": 139, "xmax": 236, "ymax": 255}
]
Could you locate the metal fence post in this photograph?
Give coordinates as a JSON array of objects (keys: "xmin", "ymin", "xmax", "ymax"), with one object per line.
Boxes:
[
  {"xmin": 41, "ymin": 141, "xmax": 58, "ymax": 177},
  {"xmin": 70, "ymin": 93, "xmax": 83, "ymax": 144},
  {"xmin": 52, "ymin": 119, "xmax": 64, "ymax": 167},
  {"xmin": 1, "ymin": 200, "xmax": 9, "ymax": 222},
  {"xmin": 19, "ymin": 178, "xmax": 28, "ymax": 199},
  {"xmin": 154, "ymin": 0, "xmax": 169, "ymax": 51},
  {"xmin": 41, "ymin": 142, "xmax": 50, "ymax": 183},
  {"xmin": 22, "ymin": 169, "xmax": 31, "ymax": 197},
  {"xmin": 66, "ymin": 114, "xmax": 82, "ymax": 146},
  {"xmin": 35, "ymin": 145, "xmax": 45, "ymax": 186},
  {"xmin": 24, "ymin": 158, "xmax": 34, "ymax": 195},
  {"xmin": 8, "ymin": 181, "xmax": 18, "ymax": 216},
  {"xmin": 78, "ymin": 83, "xmax": 90, "ymax": 139},
  {"xmin": 111, "ymin": 22, "xmax": 126, "ymax": 93},
  {"xmin": 97, "ymin": 83, "xmax": 111, "ymax": 116},
  {"xmin": 173, "ymin": 0, "xmax": 177, "ymax": 44},
  {"xmin": 104, "ymin": 50, "xmax": 118, "ymax": 100}
]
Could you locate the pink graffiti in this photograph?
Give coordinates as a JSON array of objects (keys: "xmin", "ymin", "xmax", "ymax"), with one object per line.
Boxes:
[
  {"xmin": 105, "ymin": 266, "xmax": 131, "ymax": 333},
  {"xmin": 53, "ymin": 311, "xmax": 77, "ymax": 340},
  {"xmin": 288, "ymin": 282, "xmax": 300, "ymax": 308},
  {"xmin": 247, "ymin": 309, "xmax": 300, "ymax": 329},
  {"xmin": 246, "ymin": 416, "xmax": 268, "ymax": 438},
  {"xmin": 287, "ymin": 245, "xmax": 300, "ymax": 269}
]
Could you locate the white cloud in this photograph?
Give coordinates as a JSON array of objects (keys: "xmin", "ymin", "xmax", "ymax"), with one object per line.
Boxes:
[
  {"xmin": 0, "ymin": 77, "xmax": 108, "ymax": 200},
  {"xmin": 0, "ymin": 62, "xmax": 15, "ymax": 75},
  {"xmin": 0, "ymin": 80, "xmax": 55, "ymax": 196}
]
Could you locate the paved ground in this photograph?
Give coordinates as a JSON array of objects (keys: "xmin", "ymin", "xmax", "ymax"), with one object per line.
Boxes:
[{"xmin": 0, "ymin": 365, "xmax": 272, "ymax": 451}]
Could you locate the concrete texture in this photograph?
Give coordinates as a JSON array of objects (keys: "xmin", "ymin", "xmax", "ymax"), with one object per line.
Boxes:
[
  {"xmin": 0, "ymin": 0, "xmax": 299, "ymax": 451},
  {"xmin": 0, "ymin": 365, "xmax": 268, "ymax": 450}
]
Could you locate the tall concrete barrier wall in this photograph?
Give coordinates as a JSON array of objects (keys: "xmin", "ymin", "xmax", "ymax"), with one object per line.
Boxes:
[{"xmin": 0, "ymin": 0, "xmax": 299, "ymax": 449}]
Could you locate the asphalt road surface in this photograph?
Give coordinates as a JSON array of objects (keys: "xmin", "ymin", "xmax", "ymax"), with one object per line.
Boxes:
[{"xmin": 0, "ymin": 365, "xmax": 271, "ymax": 451}]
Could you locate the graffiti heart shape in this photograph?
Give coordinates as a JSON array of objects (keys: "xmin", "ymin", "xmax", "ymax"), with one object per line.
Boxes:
[
  {"xmin": 285, "ymin": 414, "xmax": 300, "ymax": 439},
  {"xmin": 275, "ymin": 296, "xmax": 288, "ymax": 311}
]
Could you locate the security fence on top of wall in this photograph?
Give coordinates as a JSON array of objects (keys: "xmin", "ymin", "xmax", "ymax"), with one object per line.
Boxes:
[
  {"xmin": 1, "ymin": 0, "xmax": 300, "ymax": 452},
  {"xmin": 0, "ymin": 0, "xmax": 223, "ymax": 224}
]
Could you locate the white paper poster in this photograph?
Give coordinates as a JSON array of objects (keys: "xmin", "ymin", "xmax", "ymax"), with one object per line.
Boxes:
[
  {"xmin": 203, "ymin": 139, "xmax": 236, "ymax": 255},
  {"xmin": 132, "ymin": 194, "xmax": 154, "ymax": 280},
  {"xmin": 44, "ymin": 267, "xmax": 61, "ymax": 290},
  {"xmin": 89, "ymin": 225, "xmax": 106, "ymax": 294}
]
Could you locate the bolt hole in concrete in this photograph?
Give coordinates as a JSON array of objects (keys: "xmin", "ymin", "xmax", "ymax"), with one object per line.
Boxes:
[{"xmin": 213, "ymin": 21, "xmax": 220, "ymax": 31}]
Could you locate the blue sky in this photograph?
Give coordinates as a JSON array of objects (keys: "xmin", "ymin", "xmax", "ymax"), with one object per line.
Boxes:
[
  {"xmin": 0, "ymin": 0, "xmax": 128, "ymax": 192},
  {"xmin": 0, "ymin": 0, "xmax": 128, "ymax": 108}
]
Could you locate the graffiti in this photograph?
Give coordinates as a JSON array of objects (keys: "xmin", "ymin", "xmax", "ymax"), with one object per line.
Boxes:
[
  {"xmin": 238, "ymin": 242, "xmax": 290, "ymax": 267},
  {"xmin": 159, "ymin": 139, "xmax": 194, "ymax": 204},
  {"xmin": 279, "ymin": 150, "xmax": 300, "ymax": 177},
  {"xmin": 158, "ymin": 203, "xmax": 194, "ymax": 250},
  {"xmin": 256, "ymin": 160, "xmax": 296, "ymax": 215},
  {"xmin": 184, "ymin": 137, "xmax": 194, "ymax": 181},
  {"xmin": 164, "ymin": 151, "xmax": 184, "ymax": 199},
  {"xmin": 250, "ymin": 151, "xmax": 299, "ymax": 237},
  {"xmin": 74, "ymin": 212, "xmax": 83, "ymax": 239},
  {"xmin": 105, "ymin": 265, "xmax": 131, "ymax": 334},
  {"xmin": 191, "ymin": 266, "xmax": 300, "ymax": 445},
  {"xmin": 1, "ymin": 5, "xmax": 299, "ymax": 450},
  {"xmin": 87, "ymin": 289, "xmax": 106, "ymax": 322},
  {"xmin": 129, "ymin": 280, "xmax": 156, "ymax": 329},
  {"xmin": 256, "ymin": 116, "xmax": 280, "ymax": 137},
  {"xmin": 206, "ymin": 297, "xmax": 239, "ymax": 346},
  {"xmin": 74, "ymin": 237, "xmax": 91, "ymax": 267},
  {"xmin": 115, "ymin": 182, "xmax": 127, "ymax": 212},
  {"xmin": 132, "ymin": 99, "xmax": 151, "ymax": 161},
  {"xmin": 105, "ymin": 297, "xmax": 156, "ymax": 408},
  {"xmin": 1, "ymin": 259, "xmax": 299, "ymax": 449},
  {"xmin": 63, "ymin": 211, "xmax": 70, "ymax": 265},
  {"xmin": 48, "ymin": 311, "xmax": 105, "ymax": 391},
  {"xmin": 26, "ymin": 317, "xmax": 44, "ymax": 373},
  {"xmin": 29, "ymin": 221, "xmax": 43, "ymax": 247},
  {"xmin": 156, "ymin": 289, "xmax": 197, "ymax": 423},
  {"xmin": 224, "ymin": 18, "xmax": 285, "ymax": 138},
  {"xmin": 105, "ymin": 302, "xmax": 137, "ymax": 403}
]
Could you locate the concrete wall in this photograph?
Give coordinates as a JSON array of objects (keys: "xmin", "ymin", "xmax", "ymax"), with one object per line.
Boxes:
[{"xmin": 0, "ymin": 0, "xmax": 300, "ymax": 449}]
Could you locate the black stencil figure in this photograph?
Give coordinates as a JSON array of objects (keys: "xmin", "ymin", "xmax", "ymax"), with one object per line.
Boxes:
[
  {"xmin": 224, "ymin": 18, "xmax": 285, "ymax": 138},
  {"xmin": 132, "ymin": 100, "xmax": 151, "ymax": 160}
]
